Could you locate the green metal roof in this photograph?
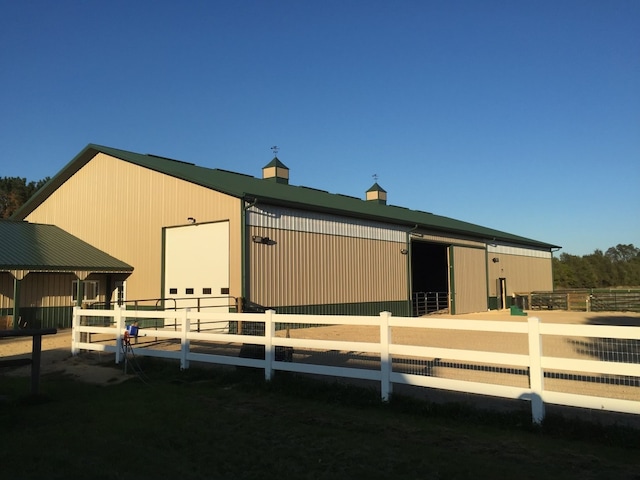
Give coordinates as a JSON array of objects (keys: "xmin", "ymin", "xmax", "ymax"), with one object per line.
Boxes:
[
  {"xmin": 13, "ymin": 144, "xmax": 560, "ymax": 250},
  {"xmin": 0, "ymin": 220, "xmax": 133, "ymax": 272}
]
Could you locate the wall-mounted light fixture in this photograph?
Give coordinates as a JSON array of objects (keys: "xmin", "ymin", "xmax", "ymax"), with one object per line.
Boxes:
[
  {"xmin": 252, "ymin": 235, "xmax": 272, "ymax": 245},
  {"xmin": 492, "ymin": 257, "xmax": 500, "ymax": 263},
  {"xmin": 187, "ymin": 217, "xmax": 196, "ymax": 224},
  {"xmin": 400, "ymin": 248, "xmax": 409, "ymax": 255}
]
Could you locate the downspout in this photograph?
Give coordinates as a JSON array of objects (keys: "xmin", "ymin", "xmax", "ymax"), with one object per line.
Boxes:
[
  {"xmin": 405, "ymin": 225, "xmax": 419, "ymax": 316},
  {"xmin": 241, "ymin": 197, "xmax": 258, "ymax": 310},
  {"xmin": 12, "ymin": 274, "xmax": 22, "ymax": 330},
  {"xmin": 485, "ymin": 245, "xmax": 490, "ymax": 310},
  {"xmin": 551, "ymin": 247, "xmax": 561, "ymax": 292}
]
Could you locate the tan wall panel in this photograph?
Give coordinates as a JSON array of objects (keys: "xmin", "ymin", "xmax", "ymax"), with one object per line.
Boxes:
[
  {"xmin": 451, "ymin": 246, "xmax": 488, "ymax": 314},
  {"xmin": 488, "ymin": 254, "xmax": 553, "ymax": 296},
  {"xmin": 25, "ymin": 153, "xmax": 242, "ymax": 301},
  {"xmin": 249, "ymin": 227, "xmax": 407, "ymax": 308},
  {"xmin": 0, "ymin": 273, "xmax": 13, "ymax": 310},
  {"xmin": 20, "ymin": 273, "xmax": 77, "ymax": 307},
  {"xmin": 419, "ymin": 233, "xmax": 483, "ymax": 248}
]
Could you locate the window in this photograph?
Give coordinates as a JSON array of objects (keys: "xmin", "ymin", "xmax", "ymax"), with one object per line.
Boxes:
[
  {"xmin": 169, "ymin": 288, "xmax": 178, "ymax": 295},
  {"xmin": 185, "ymin": 288, "xmax": 194, "ymax": 295},
  {"xmin": 72, "ymin": 280, "xmax": 100, "ymax": 302},
  {"xmin": 202, "ymin": 288, "xmax": 212, "ymax": 295}
]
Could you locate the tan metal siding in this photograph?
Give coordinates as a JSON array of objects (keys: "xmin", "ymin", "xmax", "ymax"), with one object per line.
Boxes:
[
  {"xmin": 0, "ymin": 273, "xmax": 12, "ymax": 311},
  {"xmin": 24, "ymin": 153, "xmax": 242, "ymax": 301},
  {"xmin": 249, "ymin": 226, "xmax": 407, "ymax": 308},
  {"xmin": 451, "ymin": 246, "xmax": 488, "ymax": 314},
  {"xmin": 20, "ymin": 273, "xmax": 76, "ymax": 308},
  {"xmin": 419, "ymin": 233, "xmax": 483, "ymax": 248},
  {"xmin": 248, "ymin": 205, "xmax": 406, "ymax": 242},
  {"xmin": 488, "ymin": 254, "xmax": 553, "ymax": 296}
]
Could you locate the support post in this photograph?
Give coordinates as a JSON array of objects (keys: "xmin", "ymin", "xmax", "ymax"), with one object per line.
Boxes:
[
  {"xmin": 180, "ymin": 308, "xmax": 190, "ymax": 370},
  {"xmin": 380, "ymin": 311, "xmax": 392, "ymax": 401},
  {"xmin": 12, "ymin": 276, "xmax": 21, "ymax": 329},
  {"xmin": 527, "ymin": 316, "xmax": 545, "ymax": 424},
  {"xmin": 71, "ymin": 306, "xmax": 80, "ymax": 356},
  {"xmin": 31, "ymin": 333, "xmax": 42, "ymax": 395},
  {"xmin": 264, "ymin": 309, "xmax": 275, "ymax": 381},
  {"xmin": 115, "ymin": 306, "xmax": 124, "ymax": 364}
]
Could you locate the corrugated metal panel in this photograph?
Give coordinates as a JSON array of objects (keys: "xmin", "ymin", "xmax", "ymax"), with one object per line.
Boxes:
[
  {"xmin": 451, "ymin": 246, "xmax": 488, "ymax": 314},
  {"xmin": 0, "ymin": 221, "xmax": 132, "ymax": 271},
  {"xmin": 25, "ymin": 153, "xmax": 242, "ymax": 301},
  {"xmin": 248, "ymin": 205, "xmax": 406, "ymax": 243},
  {"xmin": 488, "ymin": 244, "xmax": 551, "ymax": 259},
  {"xmin": 488, "ymin": 254, "xmax": 553, "ymax": 296},
  {"xmin": 417, "ymin": 233, "xmax": 484, "ymax": 248},
  {"xmin": 249, "ymin": 226, "xmax": 407, "ymax": 309},
  {"xmin": 20, "ymin": 272, "xmax": 76, "ymax": 308},
  {"xmin": 0, "ymin": 272, "xmax": 12, "ymax": 310}
]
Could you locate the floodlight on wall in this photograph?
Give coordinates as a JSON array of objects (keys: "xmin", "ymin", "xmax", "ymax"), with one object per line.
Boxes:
[
  {"xmin": 400, "ymin": 248, "xmax": 409, "ymax": 255},
  {"xmin": 187, "ymin": 217, "xmax": 196, "ymax": 224},
  {"xmin": 252, "ymin": 235, "xmax": 271, "ymax": 244},
  {"xmin": 492, "ymin": 257, "xmax": 500, "ymax": 263}
]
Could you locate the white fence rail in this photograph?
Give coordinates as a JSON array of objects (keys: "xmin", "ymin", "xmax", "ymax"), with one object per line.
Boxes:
[{"xmin": 71, "ymin": 307, "xmax": 640, "ymax": 423}]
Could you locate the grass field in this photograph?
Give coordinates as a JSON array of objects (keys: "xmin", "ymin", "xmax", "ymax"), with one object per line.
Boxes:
[{"xmin": 1, "ymin": 360, "xmax": 639, "ymax": 480}]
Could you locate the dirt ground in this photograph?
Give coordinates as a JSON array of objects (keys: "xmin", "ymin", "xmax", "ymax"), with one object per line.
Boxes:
[
  {"xmin": 0, "ymin": 330, "xmax": 130, "ymax": 385},
  {"xmin": 1, "ymin": 309, "xmax": 639, "ymax": 387}
]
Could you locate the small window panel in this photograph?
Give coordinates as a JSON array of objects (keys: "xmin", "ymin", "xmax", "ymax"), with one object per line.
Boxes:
[
  {"xmin": 72, "ymin": 280, "xmax": 100, "ymax": 302},
  {"xmin": 185, "ymin": 288, "xmax": 194, "ymax": 295},
  {"xmin": 202, "ymin": 288, "xmax": 212, "ymax": 295},
  {"xmin": 169, "ymin": 288, "xmax": 178, "ymax": 295}
]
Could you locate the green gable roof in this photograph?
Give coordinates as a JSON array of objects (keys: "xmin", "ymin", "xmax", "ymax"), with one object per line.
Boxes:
[
  {"xmin": 14, "ymin": 144, "xmax": 560, "ymax": 250},
  {"xmin": 0, "ymin": 220, "xmax": 133, "ymax": 272}
]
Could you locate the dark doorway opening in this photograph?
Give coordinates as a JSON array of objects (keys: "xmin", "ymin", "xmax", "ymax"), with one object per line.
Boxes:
[{"xmin": 411, "ymin": 242, "xmax": 449, "ymax": 315}]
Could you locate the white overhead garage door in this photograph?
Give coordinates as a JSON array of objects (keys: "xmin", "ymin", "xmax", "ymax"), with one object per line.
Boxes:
[{"xmin": 163, "ymin": 221, "xmax": 230, "ymax": 311}]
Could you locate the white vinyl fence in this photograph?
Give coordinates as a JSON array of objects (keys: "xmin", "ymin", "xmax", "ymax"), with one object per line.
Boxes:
[{"xmin": 71, "ymin": 307, "xmax": 640, "ymax": 423}]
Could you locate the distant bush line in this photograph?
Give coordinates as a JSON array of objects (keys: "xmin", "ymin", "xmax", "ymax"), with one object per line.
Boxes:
[{"xmin": 554, "ymin": 244, "xmax": 640, "ymax": 289}]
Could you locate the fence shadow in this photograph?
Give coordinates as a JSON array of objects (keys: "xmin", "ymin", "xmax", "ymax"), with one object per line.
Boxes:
[{"xmin": 563, "ymin": 315, "xmax": 640, "ymax": 387}]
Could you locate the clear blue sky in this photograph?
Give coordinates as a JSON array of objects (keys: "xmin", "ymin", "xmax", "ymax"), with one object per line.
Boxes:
[{"xmin": 1, "ymin": 0, "xmax": 638, "ymax": 256}]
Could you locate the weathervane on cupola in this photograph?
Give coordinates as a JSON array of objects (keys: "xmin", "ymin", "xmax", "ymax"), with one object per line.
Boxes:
[
  {"xmin": 262, "ymin": 145, "xmax": 289, "ymax": 184},
  {"xmin": 366, "ymin": 173, "xmax": 387, "ymax": 205}
]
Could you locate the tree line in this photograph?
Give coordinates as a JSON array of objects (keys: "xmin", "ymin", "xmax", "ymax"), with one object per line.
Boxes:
[
  {"xmin": 0, "ymin": 176, "xmax": 50, "ymax": 218},
  {"xmin": 553, "ymin": 244, "xmax": 640, "ymax": 289},
  {"xmin": 2, "ymin": 176, "xmax": 638, "ymax": 288}
]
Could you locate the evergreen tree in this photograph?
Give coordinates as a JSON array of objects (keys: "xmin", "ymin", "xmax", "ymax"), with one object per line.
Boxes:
[{"xmin": 0, "ymin": 176, "xmax": 49, "ymax": 218}]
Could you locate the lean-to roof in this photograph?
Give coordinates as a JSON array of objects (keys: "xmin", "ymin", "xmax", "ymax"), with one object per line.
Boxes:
[{"xmin": 0, "ymin": 220, "xmax": 133, "ymax": 273}]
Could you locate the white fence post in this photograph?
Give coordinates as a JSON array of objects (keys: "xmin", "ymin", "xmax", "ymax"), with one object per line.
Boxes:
[
  {"xmin": 527, "ymin": 316, "xmax": 545, "ymax": 424},
  {"xmin": 71, "ymin": 306, "xmax": 80, "ymax": 356},
  {"xmin": 115, "ymin": 306, "xmax": 124, "ymax": 364},
  {"xmin": 264, "ymin": 310, "xmax": 275, "ymax": 381},
  {"xmin": 181, "ymin": 309, "xmax": 191, "ymax": 370},
  {"xmin": 380, "ymin": 311, "xmax": 392, "ymax": 401}
]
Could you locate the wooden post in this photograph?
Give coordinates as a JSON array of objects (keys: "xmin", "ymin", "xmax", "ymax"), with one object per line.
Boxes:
[
  {"xmin": 380, "ymin": 311, "xmax": 392, "ymax": 401},
  {"xmin": 180, "ymin": 309, "xmax": 190, "ymax": 370},
  {"xmin": 30, "ymin": 333, "xmax": 43, "ymax": 395},
  {"xmin": 264, "ymin": 310, "xmax": 275, "ymax": 381},
  {"xmin": 527, "ymin": 317, "xmax": 545, "ymax": 424}
]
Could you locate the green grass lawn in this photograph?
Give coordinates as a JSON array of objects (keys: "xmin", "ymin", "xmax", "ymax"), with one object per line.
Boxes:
[{"xmin": 1, "ymin": 361, "xmax": 639, "ymax": 480}]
